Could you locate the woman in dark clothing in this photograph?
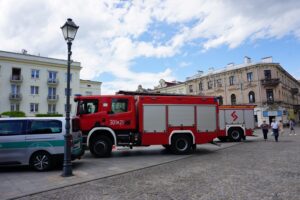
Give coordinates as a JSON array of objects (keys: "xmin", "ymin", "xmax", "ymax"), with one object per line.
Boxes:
[{"xmin": 260, "ymin": 120, "xmax": 269, "ymax": 141}]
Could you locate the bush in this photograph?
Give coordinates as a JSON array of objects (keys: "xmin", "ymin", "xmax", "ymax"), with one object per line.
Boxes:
[
  {"xmin": 1, "ymin": 111, "xmax": 26, "ymax": 117},
  {"xmin": 35, "ymin": 113, "xmax": 63, "ymax": 117}
]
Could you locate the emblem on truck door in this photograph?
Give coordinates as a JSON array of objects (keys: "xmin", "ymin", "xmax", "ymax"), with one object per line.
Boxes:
[{"xmin": 231, "ymin": 111, "xmax": 238, "ymax": 121}]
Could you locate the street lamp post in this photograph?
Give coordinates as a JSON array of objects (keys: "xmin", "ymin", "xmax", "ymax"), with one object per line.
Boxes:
[{"xmin": 61, "ymin": 18, "xmax": 79, "ymax": 177}]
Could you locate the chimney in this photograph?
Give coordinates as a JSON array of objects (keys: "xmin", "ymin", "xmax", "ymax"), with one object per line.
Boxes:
[
  {"xmin": 261, "ymin": 56, "xmax": 273, "ymax": 63},
  {"xmin": 244, "ymin": 56, "xmax": 251, "ymax": 64}
]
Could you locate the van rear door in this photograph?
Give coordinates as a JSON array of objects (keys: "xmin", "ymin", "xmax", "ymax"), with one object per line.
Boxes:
[{"xmin": 0, "ymin": 120, "xmax": 26, "ymax": 165}]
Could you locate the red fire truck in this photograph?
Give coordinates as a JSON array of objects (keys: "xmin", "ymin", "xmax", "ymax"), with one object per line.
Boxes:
[
  {"xmin": 218, "ymin": 105, "xmax": 256, "ymax": 142},
  {"xmin": 73, "ymin": 92, "xmax": 220, "ymax": 157}
]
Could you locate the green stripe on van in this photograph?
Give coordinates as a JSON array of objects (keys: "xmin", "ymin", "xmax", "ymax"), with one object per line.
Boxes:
[{"xmin": 0, "ymin": 140, "xmax": 65, "ymax": 149}]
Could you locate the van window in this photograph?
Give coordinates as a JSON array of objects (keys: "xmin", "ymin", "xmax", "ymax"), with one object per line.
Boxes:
[
  {"xmin": 30, "ymin": 120, "xmax": 62, "ymax": 134},
  {"xmin": 0, "ymin": 120, "xmax": 25, "ymax": 136}
]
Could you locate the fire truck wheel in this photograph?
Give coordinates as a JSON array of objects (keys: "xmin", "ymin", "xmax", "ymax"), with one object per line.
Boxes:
[
  {"xmin": 170, "ymin": 135, "xmax": 192, "ymax": 155},
  {"xmin": 89, "ymin": 135, "xmax": 112, "ymax": 158},
  {"xmin": 229, "ymin": 128, "xmax": 243, "ymax": 142}
]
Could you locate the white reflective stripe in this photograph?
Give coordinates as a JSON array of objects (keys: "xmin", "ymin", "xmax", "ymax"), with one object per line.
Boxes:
[
  {"xmin": 86, "ymin": 127, "xmax": 117, "ymax": 147},
  {"xmin": 168, "ymin": 130, "xmax": 195, "ymax": 144}
]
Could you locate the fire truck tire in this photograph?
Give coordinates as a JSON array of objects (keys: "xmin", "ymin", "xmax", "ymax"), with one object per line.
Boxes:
[
  {"xmin": 229, "ymin": 128, "xmax": 243, "ymax": 142},
  {"xmin": 170, "ymin": 134, "xmax": 192, "ymax": 155},
  {"xmin": 89, "ymin": 135, "xmax": 112, "ymax": 158}
]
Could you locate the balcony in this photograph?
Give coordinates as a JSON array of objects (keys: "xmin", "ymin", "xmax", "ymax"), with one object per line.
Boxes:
[
  {"xmin": 291, "ymin": 88, "xmax": 299, "ymax": 95},
  {"xmin": 10, "ymin": 75, "xmax": 23, "ymax": 83},
  {"xmin": 47, "ymin": 79, "xmax": 59, "ymax": 85},
  {"xmin": 261, "ymin": 78, "xmax": 280, "ymax": 87},
  {"xmin": 47, "ymin": 95, "xmax": 59, "ymax": 101},
  {"xmin": 9, "ymin": 93, "xmax": 22, "ymax": 101},
  {"xmin": 263, "ymin": 99, "xmax": 282, "ymax": 105}
]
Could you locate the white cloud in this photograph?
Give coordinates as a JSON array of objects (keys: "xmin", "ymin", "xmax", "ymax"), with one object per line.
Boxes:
[{"xmin": 1, "ymin": 0, "xmax": 300, "ymax": 94}]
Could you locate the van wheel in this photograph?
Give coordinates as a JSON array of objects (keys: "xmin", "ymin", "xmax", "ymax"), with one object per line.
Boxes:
[
  {"xmin": 90, "ymin": 135, "xmax": 112, "ymax": 158},
  {"xmin": 30, "ymin": 151, "xmax": 52, "ymax": 171},
  {"xmin": 170, "ymin": 135, "xmax": 192, "ymax": 155},
  {"xmin": 229, "ymin": 128, "xmax": 243, "ymax": 142}
]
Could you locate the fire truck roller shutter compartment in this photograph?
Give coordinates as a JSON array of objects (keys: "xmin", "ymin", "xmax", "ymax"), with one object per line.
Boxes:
[
  {"xmin": 244, "ymin": 110, "xmax": 255, "ymax": 129},
  {"xmin": 168, "ymin": 105, "xmax": 194, "ymax": 127},
  {"xmin": 219, "ymin": 109, "xmax": 226, "ymax": 130},
  {"xmin": 225, "ymin": 110, "xmax": 244, "ymax": 124},
  {"xmin": 143, "ymin": 105, "xmax": 166, "ymax": 133},
  {"xmin": 197, "ymin": 105, "xmax": 217, "ymax": 132}
]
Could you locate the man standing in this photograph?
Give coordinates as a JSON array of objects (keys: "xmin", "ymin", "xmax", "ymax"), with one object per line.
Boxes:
[
  {"xmin": 289, "ymin": 119, "xmax": 296, "ymax": 135},
  {"xmin": 271, "ymin": 119, "xmax": 279, "ymax": 142}
]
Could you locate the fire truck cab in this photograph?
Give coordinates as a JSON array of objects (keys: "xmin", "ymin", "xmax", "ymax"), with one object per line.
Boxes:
[{"xmin": 73, "ymin": 93, "xmax": 219, "ymax": 157}]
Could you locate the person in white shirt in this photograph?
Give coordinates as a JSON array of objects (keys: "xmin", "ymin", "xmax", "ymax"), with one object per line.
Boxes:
[{"xmin": 271, "ymin": 119, "xmax": 279, "ymax": 142}]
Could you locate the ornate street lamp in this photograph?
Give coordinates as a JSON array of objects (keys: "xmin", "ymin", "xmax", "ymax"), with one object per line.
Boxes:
[{"xmin": 61, "ymin": 18, "xmax": 79, "ymax": 177}]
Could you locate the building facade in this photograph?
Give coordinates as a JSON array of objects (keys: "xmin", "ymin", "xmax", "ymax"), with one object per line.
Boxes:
[
  {"xmin": 80, "ymin": 79, "xmax": 102, "ymax": 95},
  {"xmin": 0, "ymin": 50, "xmax": 100, "ymax": 117},
  {"xmin": 154, "ymin": 57, "xmax": 300, "ymax": 126}
]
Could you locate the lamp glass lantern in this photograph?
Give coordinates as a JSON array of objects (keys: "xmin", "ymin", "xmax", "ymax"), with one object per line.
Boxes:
[{"xmin": 61, "ymin": 18, "xmax": 79, "ymax": 42}]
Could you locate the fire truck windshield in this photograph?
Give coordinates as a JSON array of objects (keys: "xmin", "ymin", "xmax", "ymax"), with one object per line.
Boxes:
[{"xmin": 77, "ymin": 100, "xmax": 98, "ymax": 115}]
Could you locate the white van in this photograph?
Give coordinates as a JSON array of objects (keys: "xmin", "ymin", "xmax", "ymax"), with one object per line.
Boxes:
[{"xmin": 0, "ymin": 117, "xmax": 84, "ymax": 171}]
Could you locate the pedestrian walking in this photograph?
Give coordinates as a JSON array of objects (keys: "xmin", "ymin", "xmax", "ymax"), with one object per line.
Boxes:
[
  {"xmin": 271, "ymin": 119, "xmax": 279, "ymax": 142},
  {"xmin": 260, "ymin": 120, "xmax": 269, "ymax": 141},
  {"xmin": 279, "ymin": 120, "xmax": 284, "ymax": 135},
  {"xmin": 289, "ymin": 119, "xmax": 296, "ymax": 135}
]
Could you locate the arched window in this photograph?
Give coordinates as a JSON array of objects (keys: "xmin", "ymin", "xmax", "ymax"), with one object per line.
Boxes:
[
  {"xmin": 218, "ymin": 96, "xmax": 223, "ymax": 105},
  {"xmin": 231, "ymin": 94, "xmax": 236, "ymax": 105},
  {"xmin": 248, "ymin": 91, "xmax": 255, "ymax": 103}
]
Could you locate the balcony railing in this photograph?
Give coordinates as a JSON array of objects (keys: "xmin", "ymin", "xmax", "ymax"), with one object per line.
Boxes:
[
  {"xmin": 47, "ymin": 95, "xmax": 59, "ymax": 101},
  {"xmin": 10, "ymin": 75, "xmax": 23, "ymax": 83},
  {"xmin": 47, "ymin": 78, "xmax": 59, "ymax": 85},
  {"xmin": 261, "ymin": 78, "xmax": 280, "ymax": 86},
  {"xmin": 9, "ymin": 93, "xmax": 22, "ymax": 101}
]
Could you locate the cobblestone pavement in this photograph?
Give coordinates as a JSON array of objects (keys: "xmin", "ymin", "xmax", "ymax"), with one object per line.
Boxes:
[{"xmin": 16, "ymin": 129, "xmax": 300, "ymax": 200}]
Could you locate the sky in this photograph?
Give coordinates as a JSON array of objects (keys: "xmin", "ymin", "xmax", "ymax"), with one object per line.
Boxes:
[{"xmin": 1, "ymin": 0, "xmax": 300, "ymax": 94}]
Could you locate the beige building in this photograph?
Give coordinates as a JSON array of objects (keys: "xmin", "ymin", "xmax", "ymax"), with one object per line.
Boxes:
[
  {"xmin": 155, "ymin": 57, "xmax": 300, "ymax": 126},
  {"xmin": 153, "ymin": 79, "xmax": 186, "ymax": 94},
  {"xmin": 80, "ymin": 79, "xmax": 102, "ymax": 96},
  {"xmin": 0, "ymin": 50, "xmax": 101, "ymax": 117}
]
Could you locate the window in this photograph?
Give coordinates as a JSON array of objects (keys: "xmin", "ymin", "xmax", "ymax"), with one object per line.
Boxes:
[
  {"xmin": 12, "ymin": 68, "xmax": 21, "ymax": 80},
  {"xmin": 247, "ymin": 72, "xmax": 253, "ymax": 82},
  {"xmin": 111, "ymin": 99, "xmax": 128, "ymax": 114},
  {"xmin": 65, "ymin": 73, "xmax": 73, "ymax": 82},
  {"xmin": 65, "ymin": 88, "xmax": 72, "ymax": 96},
  {"xmin": 229, "ymin": 76, "xmax": 235, "ymax": 86},
  {"xmin": 217, "ymin": 79, "xmax": 222, "ymax": 87},
  {"xmin": 10, "ymin": 104, "xmax": 20, "ymax": 112},
  {"xmin": 30, "ymin": 120, "xmax": 62, "ymax": 134},
  {"xmin": 31, "ymin": 69, "xmax": 39, "ymax": 79},
  {"xmin": 48, "ymin": 87, "xmax": 57, "ymax": 99},
  {"xmin": 199, "ymin": 82, "xmax": 203, "ymax": 91},
  {"xmin": 30, "ymin": 103, "xmax": 39, "ymax": 113},
  {"xmin": 266, "ymin": 89, "xmax": 274, "ymax": 102},
  {"xmin": 248, "ymin": 91, "xmax": 255, "ymax": 103},
  {"xmin": 264, "ymin": 70, "xmax": 271, "ymax": 79},
  {"xmin": 0, "ymin": 120, "xmax": 25, "ymax": 136},
  {"xmin": 30, "ymin": 86, "xmax": 39, "ymax": 95},
  {"xmin": 85, "ymin": 91, "xmax": 93, "ymax": 95},
  {"xmin": 231, "ymin": 94, "xmax": 236, "ymax": 105},
  {"xmin": 207, "ymin": 81, "xmax": 213, "ymax": 89},
  {"xmin": 48, "ymin": 104, "xmax": 56, "ymax": 113},
  {"xmin": 11, "ymin": 84, "xmax": 20, "ymax": 95},
  {"xmin": 78, "ymin": 100, "xmax": 98, "ymax": 114},
  {"xmin": 48, "ymin": 71, "xmax": 57, "ymax": 80},
  {"xmin": 218, "ymin": 96, "xmax": 223, "ymax": 105},
  {"xmin": 189, "ymin": 85, "xmax": 193, "ymax": 93}
]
